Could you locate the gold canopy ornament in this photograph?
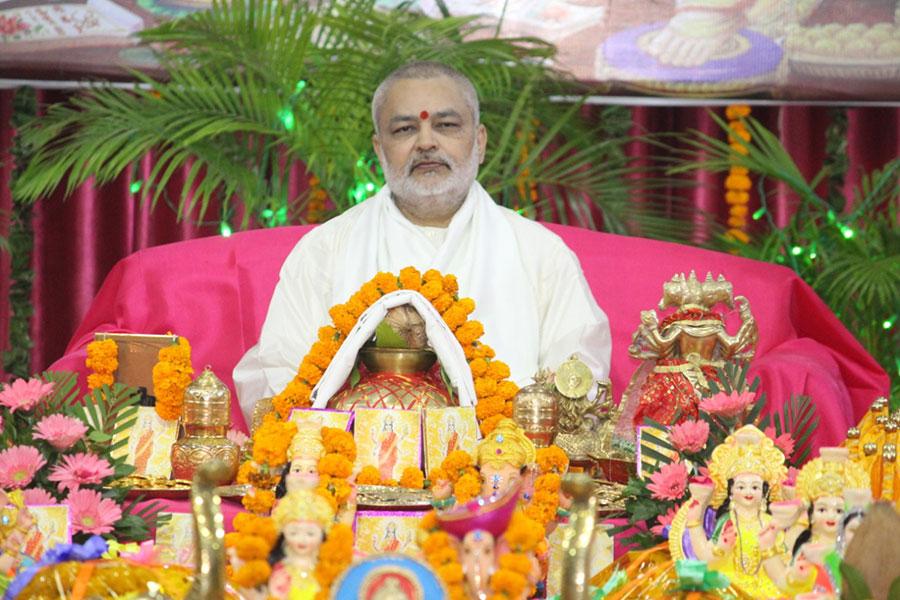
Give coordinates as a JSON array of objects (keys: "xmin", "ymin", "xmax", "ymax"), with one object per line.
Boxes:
[
  {"xmin": 477, "ymin": 418, "xmax": 536, "ymax": 469},
  {"xmin": 796, "ymin": 447, "xmax": 869, "ymax": 503},
  {"xmin": 708, "ymin": 425, "xmax": 787, "ymax": 507}
]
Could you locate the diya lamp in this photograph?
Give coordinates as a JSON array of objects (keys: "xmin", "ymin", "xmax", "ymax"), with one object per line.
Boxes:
[{"xmin": 171, "ymin": 367, "xmax": 240, "ymax": 482}]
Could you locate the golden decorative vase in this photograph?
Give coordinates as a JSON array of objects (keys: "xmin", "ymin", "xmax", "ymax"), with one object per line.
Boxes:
[
  {"xmin": 328, "ymin": 347, "xmax": 452, "ymax": 411},
  {"xmin": 512, "ymin": 371, "xmax": 560, "ymax": 448},
  {"xmin": 171, "ymin": 367, "xmax": 239, "ymax": 483}
]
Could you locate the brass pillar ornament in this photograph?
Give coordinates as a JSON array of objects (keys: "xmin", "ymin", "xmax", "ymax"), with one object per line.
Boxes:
[
  {"xmin": 559, "ymin": 473, "xmax": 598, "ymax": 600},
  {"xmin": 171, "ymin": 367, "xmax": 240, "ymax": 482},
  {"xmin": 185, "ymin": 460, "xmax": 230, "ymax": 600}
]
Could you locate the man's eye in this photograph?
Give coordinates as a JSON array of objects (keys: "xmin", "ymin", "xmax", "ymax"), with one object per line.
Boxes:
[
  {"xmin": 437, "ymin": 122, "xmax": 460, "ymax": 129},
  {"xmin": 393, "ymin": 126, "xmax": 414, "ymax": 134}
]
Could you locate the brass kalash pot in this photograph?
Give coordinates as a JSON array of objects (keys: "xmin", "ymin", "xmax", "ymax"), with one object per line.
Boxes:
[
  {"xmin": 171, "ymin": 367, "xmax": 240, "ymax": 482},
  {"xmin": 328, "ymin": 346, "xmax": 453, "ymax": 410}
]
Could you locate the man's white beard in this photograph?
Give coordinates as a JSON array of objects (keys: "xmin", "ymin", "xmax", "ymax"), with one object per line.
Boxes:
[{"xmin": 383, "ymin": 139, "xmax": 480, "ymax": 225}]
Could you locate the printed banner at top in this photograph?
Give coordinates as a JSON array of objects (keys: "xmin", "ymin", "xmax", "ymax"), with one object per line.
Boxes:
[{"xmin": 2, "ymin": 0, "xmax": 899, "ymax": 101}]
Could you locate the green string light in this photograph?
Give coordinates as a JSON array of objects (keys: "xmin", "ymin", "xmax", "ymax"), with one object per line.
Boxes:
[
  {"xmin": 752, "ymin": 207, "xmax": 766, "ymax": 220},
  {"xmin": 295, "ymin": 80, "xmax": 307, "ymax": 93},
  {"xmin": 808, "ymin": 251, "xmax": 817, "ymax": 260},
  {"xmin": 278, "ymin": 108, "xmax": 295, "ymax": 131},
  {"xmin": 841, "ymin": 227, "xmax": 855, "ymax": 240},
  {"xmin": 883, "ymin": 316, "xmax": 897, "ymax": 330},
  {"xmin": 219, "ymin": 222, "xmax": 233, "ymax": 237},
  {"xmin": 129, "ymin": 181, "xmax": 142, "ymax": 193},
  {"xmin": 790, "ymin": 245, "xmax": 803, "ymax": 256},
  {"xmin": 261, "ymin": 208, "xmax": 274, "ymax": 219}
]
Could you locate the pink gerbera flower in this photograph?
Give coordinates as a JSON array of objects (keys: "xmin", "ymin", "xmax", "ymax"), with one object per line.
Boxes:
[
  {"xmin": 669, "ymin": 420, "xmax": 710, "ymax": 454},
  {"xmin": 764, "ymin": 426, "xmax": 796, "ymax": 459},
  {"xmin": 647, "ymin": 460, "xmax": 689, "ymax": 501},
  {"xmin": 48, "ymin": 452, "xmax": 114, "ymax": 492},
  {"xmin": 23, "ymin": 488, "xmax": 58, "ymax": 505},
  {"xmin": 0, "ymin": 445, "xmax": 47, "ymax": 488},
  {"xmin": 650, "ymin": 505, "xmax": 680, "ymax": 536},
  {"xmin": 0, "ymin": 377, "xmax": 55, "ymax": 413},
  {"xmin": 66, "ymin": 489, "xmax": 121, "ymax": 535},
  {"xmin": 699, "ymin": 390, "xmax": 756, "ymax": 418},
  {"xmin": 33, "ymin": 414, "xmax": 88, "ymax": 451}
]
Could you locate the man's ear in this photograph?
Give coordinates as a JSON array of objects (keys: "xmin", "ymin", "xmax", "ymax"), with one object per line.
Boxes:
[
  {"xmin": 372, "ymin": 133, "xmax": 382, "ymax": 161},
  {"xmin": 477, "ymin": 123, "xmax": 487, "ymax": 164}
]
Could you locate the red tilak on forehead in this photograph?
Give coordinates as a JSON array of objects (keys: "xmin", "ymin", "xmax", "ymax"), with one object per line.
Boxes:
[{"xmin": 419, "ymin": 110, "xmax": 429, "ymax": 120}]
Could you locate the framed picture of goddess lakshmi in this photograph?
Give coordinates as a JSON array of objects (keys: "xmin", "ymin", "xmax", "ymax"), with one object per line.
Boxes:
[
  {"xmin": 423, "ymin": 406, "xmax": 479, "ymax": 473},
  {"xmin": 354, "ymin": 408, "xmax": 421, "ymax": 481}
]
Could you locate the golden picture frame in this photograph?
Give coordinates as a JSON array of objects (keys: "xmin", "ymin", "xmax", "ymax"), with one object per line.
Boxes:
[
  {"xmin": 354, "ymin": 408, "xmax": 421, "ymax": 482},
  {"xmin": 93, "ymin": 332, "xmax": 179, "ymax": 398},
  {"xmin": 423, "ymin": 406, "xmax": 479, "ymax": 474}
]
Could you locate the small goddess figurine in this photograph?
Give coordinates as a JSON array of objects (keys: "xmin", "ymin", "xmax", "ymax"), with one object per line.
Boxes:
[
  {"xmin": 476, "ymin": 419, "xmax": 537, "ymax": 500},
  {"xmin": 276, "ymin": 423, "xmax": 325, "ymax": 499},
  {"xmin": 267, "ymin": 489, "xmax": 335, "ymax": 599},
  {"xmin": 758, "ymin": 447, "xmax": 869, "ymax": 595},
  {"xmin": 672, "ymin": 424, "xmax": 786, "ymax": 597}
]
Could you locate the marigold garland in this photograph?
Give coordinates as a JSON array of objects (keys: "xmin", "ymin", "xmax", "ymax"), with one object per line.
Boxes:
[
  {"xmin": 316, "ymin": 427, "xmax": 356, "ymax": 509},
  {"xmin": 420, "ymin": 518, "xmax": 468, "ymax": 600},
  {"xmin": 225, "ymin": 512, "xmax": 278, "ymax": 590},
  {"xmin": 725, "ymin": 104, "xmax": 752, "ymax": 245},
  {"xmin": 241, "ymin": 267, "xmax": 521, "ymax": 514},
  {"xmin": 489, "ymin": 511, "xmax": 545, "ymax": 600},
  {"xmin": 152, "ymin": 336, "xmax": 194, "ymax": 420},
  {"xmin": 85, "ymin": 338, "xmax": 118, "ymax": 390},
  {"xmin": 314, "ymin": 523, "xmax": 354, "ymax": 600}
]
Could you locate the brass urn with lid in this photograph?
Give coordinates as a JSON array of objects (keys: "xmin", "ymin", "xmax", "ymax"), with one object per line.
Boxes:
[
  {"xmin": 171, "ymin": 367, "xmax": 239, "ymax": 482},
  {"xmin": 512, "ymin": 370, "xmax": 560, "ymax": 448}
]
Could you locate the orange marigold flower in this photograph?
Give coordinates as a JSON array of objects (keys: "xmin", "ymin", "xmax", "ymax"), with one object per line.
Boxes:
[
  {"xmin": 502, "ymin": 400, "xmax": 514, "ymax": 418},
  {"xmin": 373, "ymin": 272, "xmax": 400, "ymax": 294},
  {"xmin": 475, "ymin": 396, "xmax": 504, "ymax": 421},
  {"xmin": 480, "ymin": 414, "xmax": 505, "ymax": 436},
  {"xmin": 321, "ymin": 427, "xmax": 356, "ymax": 461},
  {"xmin": 495, "ymin": 380, "xmax": 519, "ymax": 401},
  {"xmin": 398, "ymin": 267, "xmax": 422, "ymax": 291},
  {"xmin": 345, "ymin": 296, "xmax": 367, "ymax": 319},
  {"xmin": 725, "ymin": 104, "xmax": 751, "ymax": 119},
  {"xmin": 428, "ymin": 546, "xmax": 458, "ymax": 566},
  {"xmin": 357, "ymin": 465, "xmax": 381, "ymax": 485},
  {"xmin": 490, "ymin": 569, "xmax": 528, "ymax": 598},
  {"xmin": 485, "ymin": 360, "xmax": 511, "ymax": 381},
  {"xmin": 456, "ymin": 297, "xmax": 475, "ymax": 315},
  {"xmin": 298, "ymin": 362, "xmax": 323, "ymax": 385},
  {"xmin": 454, "ymin": 472, "xmax": 481, "ymax": 504},
  {"xmin": 422, "ymin": 531, "xmax": 452, "ymax": 555},
  {"xmin": 505, "ymin": 512, "xmax": 545, "ymax": 551},
  {"xmin": 535, "ymin": 473, "xmax": 562, "ymax": 494},
  {"xmin": 473, "ymin": 343, "xmax": 495, "ymax": 360},
  {"xmin": 382, "ymin": 478, "xmax": 398, "ymax": 487},
  {"xmin": 420, "ymin": 279, "xmax": 443, "ymax": 301},
  {"xmin": 318, "ymin": 325, "xmax": 340, "ymax": 342},
  {"xmin": 318, "ymin": 454, "xmax": 354, "ymax": 478},
  {"xmin": 455, "ymin": 320, "xmax": 484, "ymax": 346},
  {"xmin": 306, "ymin": 341, "xmax": 334, "ymax": 370},
  {"xmin": 498, "ymin": 553, "xmax": 533, "ymax": 576},
  {"xmin": 725, "ymin": 173, "xmax": 752, "ymax": 191},
  {"xmin": 442, "ymin": 274, "xmax": 459, "ymax": 296},
  {"xmin": 474, "ymin": 377, "xmax": 498, "ymax": 397},
  {"xmin": 442, "ymin": 306, "xmax": 468, "ymax": 331},
  {"xmin": 730, "ymin": 166, "xmax": 749, "ymax": 177},
  {"xmin": 359, "ymin": 281, "xmax": 381, "ymax": 305},
  {"xmin": 536, "ymin": 446, "xmax": 569, "ymax": 474},
  {"xmin": 469, "ymin": 358, "xmax": 489, "ymax": 378},
  {"xmin": 419, "ymin": 510, "xmax": 439, "ymax": 532},
  {"xmin": 232, "ymin": 559, "xmax": 271, "ymax": 589},
  {"xmin": 731, "ymin": 204, "xmax": 749, "ymax": 217},
  {"xmin": 727, "ymin": 228, "xmax": 750, "ymax": 243},
  {"xmin": 86, "ymin": 373, "xmax": 114, "ymax": 390},
  {"xmin": 441, "ymin": 450, "xmax": 474, "ymax": 477},
  {"xmin": 399, "ymin": 467, "xmax": 425, "ymax": 489},
  {"xmin": 432, "ymin": 293, "xmax": 454, "ymax": 314},
  {"xmin": 236, "ymin": 536, "xmax": 270, "ymax": 560},
  {"xmin": 730, "ymin": 141, "xmax": 750, "ymax": 155},
  {"xmin": 422, "ymin": 269, "xmax": 442, "ymax": 283},
  {"xmin": 725, "ymin": 191, "xmax": 749, "ymax": 205},
  {"xmin": 728, "ymin": 128, "xmax": 751, "ymax": 143},
  {"xmin": 727, "ymin": 215, "xmax": 747, "ymax": 228},
  {"xmin": 242, "ymin": 489, "xmax": 276, "ymax": 514},
  {"xmin": 438, "ymin": 563, "xmax": 464, "ymax": 584}
]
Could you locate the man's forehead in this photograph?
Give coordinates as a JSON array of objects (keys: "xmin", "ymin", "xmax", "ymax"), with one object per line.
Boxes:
[{"xmin": 380, "ymin": 77, "xmax": 470, "ymax": 118}]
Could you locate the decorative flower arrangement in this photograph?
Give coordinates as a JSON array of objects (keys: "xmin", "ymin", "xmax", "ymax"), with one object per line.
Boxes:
[
  {"xmin": 315, "ymin": 427, "xmax": 356, "ymax": 511},
  {"xmin": 525, "ymin": 446, "xmax": 569, "ymax": 531},
  {"xmin": 354, "ymin": 464, "xmax": 424, "ymax": 490},
  {"xmin": 489, "ymin": 511, "xmax": 545, "ymax": 599},
  {"xmin": 0, "ymin": 373, "xmax": 161, "ymax": 542},
  {"xmin": 724, "ymin": 104, "xmax": 752, "ymax": 244},
  {"xmin": 241, "ymin": 267, "xmax": 519, "ymax": 514},
  {"xmin": 85, "ymin": 335, "xmax": 194, "ymax": 421},
  {"xmin": 225, "ymin": 512, "xmax": 278, "ymax": 589},
  {"xmin": 612, "ymin": 363, "xmax": 817, "ymax": 549},
  {"xmin": 420, "ymin": 514, "xmax": 467, "ymax": 600},
  {"xmin": 428, "ymin": 450, "xmax": 481, "ymax": 505}
]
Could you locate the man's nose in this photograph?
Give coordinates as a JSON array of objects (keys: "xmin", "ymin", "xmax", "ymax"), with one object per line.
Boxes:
[{"xmin": 415, "ymin": 123, "xmax": 438, "ymax": 151}]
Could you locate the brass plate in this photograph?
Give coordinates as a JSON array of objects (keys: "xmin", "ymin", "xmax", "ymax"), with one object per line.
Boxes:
[{"xmin": 356, "ymin": 484, "xmax": 432, "ymax": 509}]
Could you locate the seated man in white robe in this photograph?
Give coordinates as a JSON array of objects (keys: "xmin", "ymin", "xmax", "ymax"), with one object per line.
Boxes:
[{"xmin": 234, "ymin": 61, "xmax": 612, "ymax": 424}]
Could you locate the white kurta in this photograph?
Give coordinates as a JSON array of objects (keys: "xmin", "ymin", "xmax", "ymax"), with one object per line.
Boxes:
[{"xmin": 233, "ymin": 182, "xmax": 611, "ymax": 424}]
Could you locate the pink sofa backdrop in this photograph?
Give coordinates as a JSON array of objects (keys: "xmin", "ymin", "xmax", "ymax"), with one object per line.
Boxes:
[{"xmin": 49, "ymin": 223, "xmax": 888, "ymax": 450}]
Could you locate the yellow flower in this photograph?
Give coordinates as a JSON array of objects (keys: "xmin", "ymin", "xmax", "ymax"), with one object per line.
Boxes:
[
  {"xmin": 359, "ymin": 281, "xmax": 381, "ymax": 305},
  {"xmin": 495, "ymin": 380, "xmax": 519, "ymax": 401},
  {"xmin": 318, "ymin": 454, "xmax": 353, "ymax": 478},
  {"xmin": 420, "ymin": 279, "xmax": 443, "ymax": 300},
  {"xmin": 725, "ymin": 191, "xmax": 749, "ymax": 205},
  {"xmin": 455, "ymin": 320, "xmax": 484, "ymax": 346},
  {"xmin": 398, "ymin": 266, "xmax": 422, "ymax": 290},
  {"xmin": 490, "ymin": 569, "xmax": 528, "ymax": 598},
  {"xmin": 454, "ymin": 472, "xmax": 481, "ymax": 504},
  {"xmin": 357, "ymin": 465, "xmax": 381, "ymax": 485},
  {"xmin": 373, "ymin": 272, "xmax": 400, "ymax": 294},
  {"xmin": 442, "ymin": 274, "xmax": 459, "ymax": 295},
  {"xmin": 485, "ymin": 360, "xmax": 510, "ymax": 380},
  {"xmin": 480, "ymin": 414, "xmax": 505, "ymax": 436},
  {"xmin": 231, "ymin": 559, "xmax": 271, "ymax": 589},
  {"xmin": 432, "ymin": 293, "xmax": 454, "ymax": 314},
  {"xmin": 399, "ymin": 467, "xmax": 425, "ymax": 489},
  {"xmin": 422, "ymin": 269, "xmax": 442, "ymax": 283}
]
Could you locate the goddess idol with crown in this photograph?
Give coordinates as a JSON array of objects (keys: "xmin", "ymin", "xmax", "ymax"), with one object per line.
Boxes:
[
  {"xmin": 668, "ymin": 425, "xmax": 787, "ymax": 597},
  {"xmin": 624, "ymin": 272, "xmax": 757, "ymax": 427}
]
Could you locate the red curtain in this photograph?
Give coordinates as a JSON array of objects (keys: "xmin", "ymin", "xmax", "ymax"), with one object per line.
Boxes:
[
  {"xmin": 0, "ymin": 94, "xmax": 897, "ymax": 373},
  {"xmin": 0, "ymin": 90, "xmax": 13, "ymax": 361}
]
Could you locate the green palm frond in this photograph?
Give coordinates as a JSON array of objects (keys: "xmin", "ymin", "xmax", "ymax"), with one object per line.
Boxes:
[
  {"xmin": 670, "ymin": 114, "xmax": 899, "ymax": 400},
  {"xmin": 13, "ymin": 0, "xmax": 701, "ymax": 241}
]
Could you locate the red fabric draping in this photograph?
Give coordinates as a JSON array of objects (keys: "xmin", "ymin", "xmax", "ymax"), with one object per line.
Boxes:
[
  {"xmin": 0, "ymin": 102, "xmax": 896, "ymax": 373},
  {"xmin": 0, "ymin": 91, "xmax": 13, "ymax": 359}
]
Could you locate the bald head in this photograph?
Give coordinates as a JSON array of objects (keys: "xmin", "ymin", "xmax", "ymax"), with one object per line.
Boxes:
[{"xmin": 371, "ymin": 61, "xmax": 480, "ymax": 135}]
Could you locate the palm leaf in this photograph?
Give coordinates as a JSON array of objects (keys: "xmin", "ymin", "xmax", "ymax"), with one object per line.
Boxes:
[{"xmin": 37, "ymin": 370, "xmax": 80, "ymax": 417}]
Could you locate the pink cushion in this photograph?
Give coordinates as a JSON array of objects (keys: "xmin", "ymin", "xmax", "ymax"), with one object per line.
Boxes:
[{"xmin": 50, "ymin": 224, "xmax": 888, "ymax": 449}]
